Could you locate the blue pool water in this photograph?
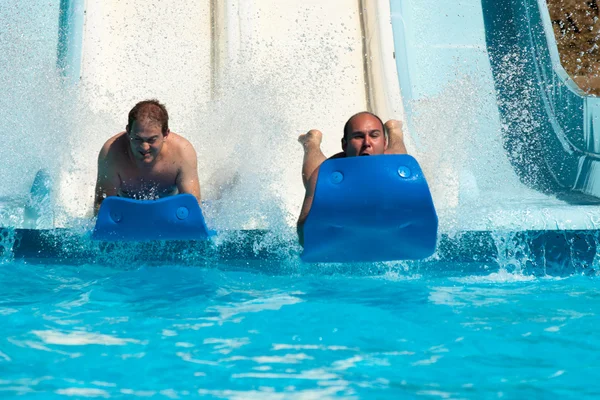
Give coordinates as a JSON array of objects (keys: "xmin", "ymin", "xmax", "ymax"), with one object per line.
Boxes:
[
  {"xmin": 3, "ymin": 0, "xmax": 600, "ymax": 398},
  {"xmin": 1, "ymin": 256, "xmax": 599, "ymax": 398}
]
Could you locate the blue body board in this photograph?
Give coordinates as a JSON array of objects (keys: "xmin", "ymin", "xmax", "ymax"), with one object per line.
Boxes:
[
  {"xmin": 93, "ymin": 194, "xmax": 214, "ymax": 242},
  {"xmin": 301, "ymin": 155, "xmax": 438, "ymax": 263}
]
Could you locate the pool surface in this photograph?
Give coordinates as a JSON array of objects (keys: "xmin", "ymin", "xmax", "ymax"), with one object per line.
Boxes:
[
  {"xmin": 1, "ymin": 258, "xmax": 599, "ymax": 398},
  {"xmin": 3, "ymin": 0, "xmax": 600, "ymax": 398}
]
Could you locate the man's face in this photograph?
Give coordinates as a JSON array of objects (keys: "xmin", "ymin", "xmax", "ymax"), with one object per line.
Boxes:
[
  {"xmin": 342, "ymin": 114, "xmax": 387, "ymax": 157},
  {"xmin": 127, "ymin": 120, "xmax": 165, "ymax": 164}
]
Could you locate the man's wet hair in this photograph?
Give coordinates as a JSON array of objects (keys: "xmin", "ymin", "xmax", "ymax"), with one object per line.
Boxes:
[
  {"xmin": 342, "ymin": 111, "xmax": 386, "ymax": 141},
  {"xmin": 127, "ymin": 99, "xmax": 169, "ymax": 135}
]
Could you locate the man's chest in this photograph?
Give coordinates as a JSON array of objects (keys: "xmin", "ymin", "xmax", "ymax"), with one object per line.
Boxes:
[{"xmin": 118, "ymin": 162, "xmax": 179, "ymax": 190}]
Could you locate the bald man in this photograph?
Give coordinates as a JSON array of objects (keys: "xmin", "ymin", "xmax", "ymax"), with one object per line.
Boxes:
[{"xmin": 296, "ymin": 112, "xmax": 407, "ymax": 245}]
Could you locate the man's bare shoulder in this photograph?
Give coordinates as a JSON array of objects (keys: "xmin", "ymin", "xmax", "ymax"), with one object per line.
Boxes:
[
  {"xmin": 168, "ymin": 132, "xmax": 194, "ymax": 148},
  {"xmin": 99, "ymin": 132, "xmax": 128, "ymax": 160},
  {"xmin": 168, "ymin": 132, "xmax": 198, "ymax": 158}
]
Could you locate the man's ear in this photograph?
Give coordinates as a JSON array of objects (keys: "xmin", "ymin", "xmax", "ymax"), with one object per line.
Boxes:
[
  {"xmin": 163, "ymin": 129, "xmax": 171, "ymax": 139},
  {"xmin": 384, "ymin": 131, "xmax": 389, "ymax": 150},
  {"xmin": 341, "ymin": 137, "xmax": 347, "ymax": 151},
  {"xmin": 125, "ymin": 125, "xmax": 130, "ymax": 134}
]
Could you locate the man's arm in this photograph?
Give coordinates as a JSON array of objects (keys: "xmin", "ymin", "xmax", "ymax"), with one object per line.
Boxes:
[
  {"xmin": 93, "ymin": 143, "xmax": 120, "ymax": 216},
  {"xmin": 297, "ymin": 167, "xmax": 319, "ymax": 247},
  {"xmin": 176, "ymin": 141, "xmax": 201, "ymax": 204}
]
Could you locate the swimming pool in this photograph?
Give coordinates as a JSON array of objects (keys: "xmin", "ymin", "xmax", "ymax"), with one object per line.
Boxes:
[
  {"xmin": 1, "ymin": 254, "xmax": 599, "ymax": 398},
  {"xmin": 2, "ymin": 0, "xmax": 600, "ymax": 397}
]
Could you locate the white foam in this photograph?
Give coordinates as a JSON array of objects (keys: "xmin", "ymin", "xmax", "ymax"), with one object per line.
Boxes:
[
  {"xmin": 411, "ymin": 355, "xmax": 442, "ymax": 366},
  {"xmin": 451, "ymin": 269, "xmax": 536, "ymax": 284},
  {"xmin": 203, "ymin": 337, "xmax": 250, "ymax": 355},
  {"xmin": 252, "ymin": 353, "xmax": 313, "ymax": 364},
  {"xmin": 209, "ymin": 294, "xmax": 303, "ymax": 322},
  {"xmin": 55, "ymin": 388, "xmax": 110, "ymax": 398},
  {"xmin": 0, "ymin": 351, "xmax": 11, "ymax": 362},
  {"xmin": 32, "ymin": 330, "xmax": 140, "ymax": 346},
  {"xmin": 231, "ymin": 368, "xmax": 339, "ymax": 381},
  {"xmin": 272, "ymin": 344, "xmax": 358, "ymax": 352}
]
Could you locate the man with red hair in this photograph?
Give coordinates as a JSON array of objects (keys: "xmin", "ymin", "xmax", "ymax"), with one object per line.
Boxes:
[{"xmin": 94, "ymin": 99, "xmax": 201, "ymax": 215}]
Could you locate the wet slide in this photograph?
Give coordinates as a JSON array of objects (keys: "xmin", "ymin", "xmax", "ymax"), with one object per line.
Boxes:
[
  {"xmin": 59, "ymin": 0, "xmax": 600, "ymax": 232},
  {"xmin": 482, "ymin": 0, "xmax": 600, "ymax": 197},
  {"xmin": 2, "ymin": 0, "xmax": 600, "ymax": 265},
  {"xmin": 389, "ymin": 0, "xmax": 600, "ymax": 232},
  {"xmin": 55, "ymin": 0, "xmax": 384, "ymax": 226}
]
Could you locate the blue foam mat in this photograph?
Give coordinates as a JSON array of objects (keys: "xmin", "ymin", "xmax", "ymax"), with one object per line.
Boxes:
[
  {"xmin": 93, "ymin": 194, "xmax": 214, "ymax": 242},
  {"xmin": 301, "ymin": 155, "xmax": 438, "ymax": 262}
]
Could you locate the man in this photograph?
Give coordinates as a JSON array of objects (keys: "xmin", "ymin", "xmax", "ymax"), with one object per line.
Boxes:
[
  {"xmin": 93, "ymin": 99, "xmax": 201, "ymax": 215},
  {"xmin": 296, "ymin": 112, "xmax": 407, "ymax": 245}
]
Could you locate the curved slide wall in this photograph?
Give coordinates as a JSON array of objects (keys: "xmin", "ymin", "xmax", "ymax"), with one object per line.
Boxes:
[
  {"xmin": 481, "ymin": 0, "xmax": 600, "ymax": 198},
  {"xmin": 389, "ymin": 0, "xmax": 600, "ymax": 231}
]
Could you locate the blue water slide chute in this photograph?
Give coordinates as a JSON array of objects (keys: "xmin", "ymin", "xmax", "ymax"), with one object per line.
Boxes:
[
  {"xmin": 301, "ymin": 155, "xmax": 438, "ymax": 263},
  {"xmin": 482, "ymin": 0, "xmax": 600, "ymax": 198},
  {"xmin": 93, "ymin": 194, "xmax": 214, "ymax": 242}
]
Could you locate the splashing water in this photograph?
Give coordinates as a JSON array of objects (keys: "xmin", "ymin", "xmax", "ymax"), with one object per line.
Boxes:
[{"xmin": 1, "ymin": 2, "xmax": 600, "ymax": 398}]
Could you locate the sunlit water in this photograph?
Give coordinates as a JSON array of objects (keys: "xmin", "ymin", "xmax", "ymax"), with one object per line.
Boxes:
[
  {"xmin": 2, "ymin": 1, "xmax": 600, "ymax": 398},
  {"xmin": 0, "ymin": 258, "xmax": 599, "ymax": 399}
]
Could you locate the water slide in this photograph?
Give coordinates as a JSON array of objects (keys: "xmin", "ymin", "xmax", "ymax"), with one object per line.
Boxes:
[
  {"xmin": 390, "ymin": 0, "xmax": 600, "ymax": 232},
  {"xmin": 55, "ymin": 0, "xmax": 391, "ymax": 231},
  {"xmin": 2, "ymin": 0, "xmax": 600, "ymax": 265}
]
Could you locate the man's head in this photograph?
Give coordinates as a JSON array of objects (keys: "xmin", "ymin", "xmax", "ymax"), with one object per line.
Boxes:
[
  {"xmin": 126, "ymin": 99, "xmax": 170, "ymax": 164},
  {"xmin": 342, "ymin": 112, "xmax": 387, "ymax": 157}
]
